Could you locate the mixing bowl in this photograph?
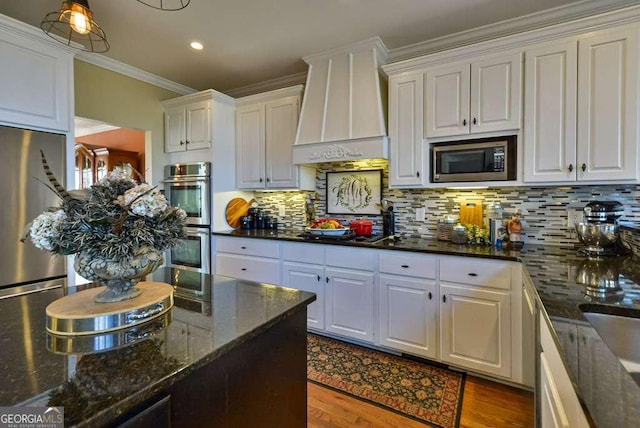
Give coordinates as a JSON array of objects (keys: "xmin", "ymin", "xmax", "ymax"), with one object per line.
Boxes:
[{"xmin": 575, "ymin": 223, "xmax": 619, "ymax": 248}]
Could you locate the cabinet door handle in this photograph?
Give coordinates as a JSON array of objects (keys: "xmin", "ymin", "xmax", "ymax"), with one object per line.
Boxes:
[
  {"xmin": 442, "ymin": 295, "xmax": 447, "ymax": 303},
  {"xmin": 240, "ymin": 246, "xmax": 247, "ymax": 249},
  {"xmin": 259, "ymin": 177, "xmax": 263, "ymax": 183},
  {"xmin": 317, "ymin": 274, "xmax": 321, "ymax": 281},
  {"xmin": 401, "ymin": 265, "xmax": 409, "ymax": 268},
  {"xmin": 581, "ymin": 163, "xmax": 587, "ymax": 172},
  {"xmin": 428, "ymin": 292, "xmax": 432, "ymax": 300},
  {"xmin": 472, "ymin": 117, "xmax": 477, "ymax": 125},
  {"xmin": 468, "ymin": 272, "xmax": 478, "ymax": 277},
  {"xmin": 241, "ymin": 268, "xmax": 246, "ymax": 271},
  {"xmin": 179, "ymin": 141, "xmax": 185, "ymax": 146},
  {"xmin": 326, "ymin": 277, "xmax": 329, "ymax": 283},
  {"xmin": 185, "ymin": 140, "xmax": 190, "ymax": 145},
  {"xmin": 416, "ymin": 171, "xmax": 420, "ymax": 178},
  {"xmin": 462, "ymin": 119, "xmax": 467, "ymax": 126},
  {"xmin": 266, "ymin": 177, "xmax": 270, "ymax": 183},
  {"xmin": 568, "ymin": 164, "xmax": 573, "ymax": 172}
]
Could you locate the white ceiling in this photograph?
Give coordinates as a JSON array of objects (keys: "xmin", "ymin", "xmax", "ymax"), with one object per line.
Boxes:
[{"xmin": 0, "ymin": 0, "xmax": 635, "ymax": 95}]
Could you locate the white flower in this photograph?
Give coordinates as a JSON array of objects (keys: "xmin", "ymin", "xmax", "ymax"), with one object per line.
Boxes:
[
  {"xmin": 29, "ymin": 210, "xmax": 66, "ymax": 251},
  {"xmin": 116, "ymin": 184, "xmax": 169, "ymax": 218}
]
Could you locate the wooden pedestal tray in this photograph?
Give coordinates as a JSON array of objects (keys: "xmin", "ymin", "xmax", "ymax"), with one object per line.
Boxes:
[{"xmin": 46, "ymin": 282, "xmax": 174, "ymax": 336}]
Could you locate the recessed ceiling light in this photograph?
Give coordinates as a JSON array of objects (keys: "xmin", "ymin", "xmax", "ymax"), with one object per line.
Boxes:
[{"xmin": 190, "ymin": 41, "xmax": 203, "ymax": 50}]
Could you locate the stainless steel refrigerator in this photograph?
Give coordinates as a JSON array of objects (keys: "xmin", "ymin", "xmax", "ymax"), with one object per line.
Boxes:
[{"xmin": 0, "ymin": 125, "xmax": 67, "ymax": 292}]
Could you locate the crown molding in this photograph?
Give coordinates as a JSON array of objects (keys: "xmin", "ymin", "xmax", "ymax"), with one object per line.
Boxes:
[
  {"xmin": 75, "ymin": 51, "xmax": 197, "ymax": 96},
  {"xmin": 235, "ymin": 85, "xmax": 304, "ymax": 106},
  {"xmin": 387, "ymin": 0, "xmax": 639, "ymax": 64},
  {"xmin": 383, "ymin": 2, "xmax": 640, "ymax": 75},
  {"xmin": 0, "ymin": 12, "xmax": 77, "ymax": 55},
  {"xmin": 224, "ymin": 71, "xmax": 307, "ymax": 98}
]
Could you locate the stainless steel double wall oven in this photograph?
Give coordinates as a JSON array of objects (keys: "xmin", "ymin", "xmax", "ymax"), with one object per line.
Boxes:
[{"xmin": 162, "ymin": 162, "xmax": 211, "ymax": 276}]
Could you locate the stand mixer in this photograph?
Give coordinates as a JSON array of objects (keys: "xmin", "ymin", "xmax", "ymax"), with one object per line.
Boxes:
[{"xmin": 575, "ymin": 200, "xmax": 629, "ymax": 257}]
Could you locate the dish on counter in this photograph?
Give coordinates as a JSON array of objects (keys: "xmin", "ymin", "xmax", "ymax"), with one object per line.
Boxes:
[{"xmin": 305, "ymin": 227, "xmax": 350, "ymax": 236}]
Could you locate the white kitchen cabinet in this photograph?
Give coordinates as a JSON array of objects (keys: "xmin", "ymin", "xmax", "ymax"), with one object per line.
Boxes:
[
  {"xmin": 163, "ymin": 99, "xmax": 211, "ymax": 153},
  {"xmin": 214, "ymin": 237, "xmax": 280, "ymax": 285},
  {"xmin": 388, "ymin": 71, "xmax": 427, "ymax": 187},
  {"xmin": 324, "ymin": 247, "xmax": 376, "ymax": 343},
  {"xmin": 523, "ymin": 39, "xmax": 578, "ymax": 182},
  {"xmin": 524, "ymin": 27, "xmax": 639, "ymax": 183},
  {"xmin": 424, "ymin": 53, "xmax": 522, "ymax": 138},
  {"xmin": 281, "ymin": 242, "xmax": 326, "ymax": 330},
  {"xmin": 577, "ymin": 27, "xmax": 638, "ymax": 182},
  {"xmin": 378, "ymin": 251, "xmax": 437, "ymax": 358},
  {"xmin": 236, "ymin": 86, "xmax": 314, "ymax": 190},
  {"xmin": 0, "ymin": 17, "xmax": 73, "ymax": 132},
  {"xmin": 438, "ymin": 256, "xmax": 515, "ymax": 379},
  {"xmin": 539, "ymin": 316, "xmax": 589, "ymax": 427},
  {"xmin": 440, "ymin": 283, "xmax": 512, "ymax": 378}
]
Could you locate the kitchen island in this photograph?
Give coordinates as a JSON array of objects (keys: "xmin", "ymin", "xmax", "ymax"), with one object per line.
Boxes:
[
  {"xmin": 0, "ymin": 269, "xmax": 315, "ymax": 427},
  {"xmin": 215, "ymin": 229, "xmax": 640, "ymax": 427}
]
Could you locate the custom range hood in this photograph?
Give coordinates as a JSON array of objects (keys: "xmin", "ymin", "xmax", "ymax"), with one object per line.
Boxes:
[{"xmin": 292, "ymin": 37, "xmax": 389, "ymax": 164}]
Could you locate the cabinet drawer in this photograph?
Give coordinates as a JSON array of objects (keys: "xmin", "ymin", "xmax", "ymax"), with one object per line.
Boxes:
[
  {"xmin": 379, "ymin": 252, "xmax": 437, "ymax": 278},
  {"xmin": 215, "ymin": 237, "xmax": 279, "ymax": 258},
  {"xmin": 282, "ymin": 243, "xmax": 325, "ymax": 264},
  {"xmin": 215, "ymin": 254, "xmax": 280, "ymax": 284},
  {"xmin": 325, "ymin": 247, "xmax": 375, "ymax": 271},
  {"xmin": 439, "ymin": 256, "xmax": 511, "ymax": 290}
]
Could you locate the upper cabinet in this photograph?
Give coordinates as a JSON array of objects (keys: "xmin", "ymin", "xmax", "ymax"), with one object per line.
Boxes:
[
  {"xmin": 388, "ymin": 71, "xmax": 427, "ymax": 187},
  {"xmin": 236, "ymin": 86, "xmax": 315, "ymax": 190},
  {"xmin": 524, "ymin": 27, "xmax": 638, "ymax": 183},
  {"xmin": 163, "ymin": 99, "xmax": 211, "ymax": 153},
  {"xmin": 577, "ymin": 28, "xmax": 638, "ymax": 182},
  {"xmin": 424, "ymin": 53, "xmax": 522, "ymax": 139},
  {"xmin": 523, "ymin": 39, "xmax": 578, "ymax": 183},
  {"xmin": 0, "ymin": 17, "xmax": 73, "ymax": 132}
]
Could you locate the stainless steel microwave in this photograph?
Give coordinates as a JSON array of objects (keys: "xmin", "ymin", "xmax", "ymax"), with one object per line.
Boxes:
[{"xmin": 431, "ymin": 136, "xmax": 517, "ymax": 183}]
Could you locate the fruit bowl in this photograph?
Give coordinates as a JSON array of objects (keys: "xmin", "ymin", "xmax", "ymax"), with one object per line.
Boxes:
[{"xmin": 305, "ymin": 227, "xmax": 350, "ymax": 236}]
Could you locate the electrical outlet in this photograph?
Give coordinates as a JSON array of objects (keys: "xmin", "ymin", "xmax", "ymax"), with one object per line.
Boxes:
[
  {"xmin": 567, "ymin": 209, "xmax": 582, "ymax": 228},
  {"xmin": 416, "ymin": 207, "xmax": 426, "ymax": 221},
  {"xmin": 278, "ymin": 205, "xmax": 286, "ymax": 217}
]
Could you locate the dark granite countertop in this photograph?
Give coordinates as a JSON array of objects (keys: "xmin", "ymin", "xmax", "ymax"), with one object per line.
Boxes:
[
  {"xmin": 214, "ymin": 229, "xmax": 640, "ymax": 427},
  {"xmin": 0, "ymin": 270, "xmax": 315, "ymax": 427}
]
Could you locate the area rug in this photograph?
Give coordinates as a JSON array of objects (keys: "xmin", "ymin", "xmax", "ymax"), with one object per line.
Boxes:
[{"xmin": 307, "ymin": 333, "xmax": 465, "ymax": 428}]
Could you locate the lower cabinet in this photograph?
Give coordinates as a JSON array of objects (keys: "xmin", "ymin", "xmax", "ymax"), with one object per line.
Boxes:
[
  {"xmin": 440, "ymin": 284, "xmax": 512, "ymax": 378},
  {"xmin": 325, "ymin": 267, "xmax": 375, "ymax": 342},
  {"xmin": 214, "ymin": 237, "xmax": 527, "ymax": 384},
  {"xmin": 539, "ymin": 316, "xmax": 589, "ymax": 427},
  {"xmin": 379, "ymin": 275, "xmax": 437, "ymax": 359},
  {"xmin": 282, "ymin": 262, "xmax": 325, "ymax": 330},
  {"xmin": 214, "ymin": 237, "xmax": 280, "ymax": 284}
]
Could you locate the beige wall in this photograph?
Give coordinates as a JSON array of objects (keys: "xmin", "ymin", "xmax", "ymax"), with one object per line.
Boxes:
[{"xmin": 74, "ymin": 59, "xmax": 182, "ymax": 184}]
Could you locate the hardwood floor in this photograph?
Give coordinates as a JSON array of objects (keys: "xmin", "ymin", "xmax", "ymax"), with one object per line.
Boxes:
[{"xmin": 307, "ymin": 375, "xmax": 534, "ymax": 427}]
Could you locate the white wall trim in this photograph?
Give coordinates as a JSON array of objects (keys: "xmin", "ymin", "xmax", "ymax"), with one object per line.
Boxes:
[
  {"xmin": 387, "ymin": 0, "xmax": 639, "ymax": 64},
  {"xmin": 75, "ymin": 52, "xmax": 197, "ymax": 96},
  {"xmin": 225, "ymin": 72, "xmax": 307, "ymax": 98},
  {"xmin": 0, "ymin": 12, "xmax": 77, "ymax": 55},
  {"xmin": 383, "ymin": 2, "xmax": 640, "ymax": 75},
  {"xmin": 235, "ymin": 85, "xmax": 304, "ymax": 107}
]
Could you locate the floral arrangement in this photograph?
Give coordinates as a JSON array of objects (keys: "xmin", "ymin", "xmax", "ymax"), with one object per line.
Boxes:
[{"xmin": 25, "ymin": 153, "xmax": 187, "ymax": 263}]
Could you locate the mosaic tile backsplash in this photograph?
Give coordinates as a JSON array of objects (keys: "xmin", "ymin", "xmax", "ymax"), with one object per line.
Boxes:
[{"xmin": 253, "ymin": 160, "xmax": 640, "ymax": 253}]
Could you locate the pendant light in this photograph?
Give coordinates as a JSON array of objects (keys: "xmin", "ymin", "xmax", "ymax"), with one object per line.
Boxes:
[
  {"xmin": 136, "ymin": 0, "xmax": 190, "ymax": 11},
  {"xmin": 40, "ymin": 0, "xmax": 109, "ymax": 53}
]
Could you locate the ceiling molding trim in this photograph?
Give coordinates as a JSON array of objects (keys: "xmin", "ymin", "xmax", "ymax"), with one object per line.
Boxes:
[
  {"xmin": 75, "ymin": 124, "xmax": 120, "ymax": 137},
  {"xmin": 387, "ymin": 0, "xmax": 640, "ymax": 63},
  {"xmin": 224, "ymin": 71, "xmax": 308, "ymax": 98},
  {"xmin": 235, "ymin": 85, "xmax": 304, "ymax": 106},
  {"xmin": 76, "ymin": 52, "xmax": 197, "ymax": 96},
  {"xmin": 0, "ymin": 12, "xmax": 78, "ymax": 54},
  {"xmin": 384, "ymin": 2, "xmax": 640, "ymax": 75}
]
